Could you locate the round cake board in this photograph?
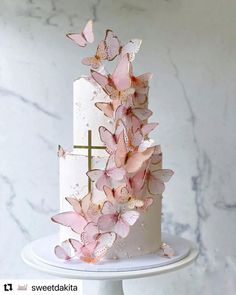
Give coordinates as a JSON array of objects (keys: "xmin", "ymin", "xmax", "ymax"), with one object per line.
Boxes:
[
  {"xmin": 21, "ymin": 233, "xmax": 199, "ymax": 295},
  {"xmin": 31, "ymin": 233, "xmax": 190, "ymax": 272}
]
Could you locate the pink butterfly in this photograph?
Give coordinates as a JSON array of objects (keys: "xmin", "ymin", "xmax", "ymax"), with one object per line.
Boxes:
[
  {"xmin": 115, "ymin": 131, "xmax": 155, "ymax": 174},
  {"xmin": 69, "ymin": 238, "xmax": 97, "ymax": 259},
  {"xmin": 126, "ymin": 116, "xmax": 158, "ymax": 148},
  {"xmin": 67, "ymin": 20, "xmax": 94, "ymax": 47},
  {"xmin": 125, "ymin": 168, "xmax": 146, "ymax": 195},
  {"xmin": 103, "ymin": 184, "xmax": 130, "ymax": 204},
  {"xmin": 66, "ymin": 193, "xmax": 101, "ymax": 223},
  {"xmin": 95, "ymin": 100, "xmax": 121, "ymax": 118},
  {"xmin": 51, "ymin": 211, "xmax": 87, "ymax": 234},
  {"xmin": 57, "ymin": 145, "xmax": 66, "ymax": 158},
  {"xmin": 130, "ymin": 64, "xmax": 153, "ymax": 89},
  {"xmin": 70, "ymin": 231, "xmax": 116, "ymax": 263},
  {"xmin": 129, "ymin": 65, "xmax": 153, "ymax": 106},
  {"xmin": 91, "ymin": 54, "xmax": 133, "ymax": 100},
  {"xmin": 121, "ymin": 39, "xmax": 142, "ymax": 61},
  {"xmin": 104, "ymin": 184, "xmax": 144, "ymax": 209},
  {"xmin": 150, "ymin": 145, "xmax": 162, "ymax": 165},
  {"xmin": 54, "ymin": 240, "xmax": 72, "ymax": 260},
  {"xmin": 86, "ymin": 155, "xmax": 125, "ymax": 191},
  {"xmin": 98, "ymin": 201, "xmax": 140, "ymax": 238},
  {"xmin": 115, "ymin": 103, "xmax": 153, "ymax": 124},
  {"xmin": 146, "ymin": 169, "xmax": 174, "ymax": 195},
  {"xmin": 160, "ymin": 242, "xmax": 175, "ymax": 258},
  {"xmin": 82, "ymin": 30, "xmax": 121, "ymax": 69},
  {"xmin": 98, "ymin": 120, "xmax": 125, "ymax": 154}
]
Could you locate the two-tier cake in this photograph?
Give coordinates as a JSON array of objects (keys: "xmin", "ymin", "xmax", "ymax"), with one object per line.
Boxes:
[{"xmin": 51, "ymin": 20, "xmax": 174, "ymax": 263}]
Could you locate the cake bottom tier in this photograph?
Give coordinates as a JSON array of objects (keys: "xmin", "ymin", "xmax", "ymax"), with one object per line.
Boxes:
[{"xmin": 59, "ymin": 151, "xmax": 162, "ymax": 260}]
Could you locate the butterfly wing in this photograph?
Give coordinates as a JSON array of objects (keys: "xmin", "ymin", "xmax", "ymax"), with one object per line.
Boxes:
[
  {"xmin": 91, "ymin": 70, "xmax": 109, "ymax": 89},
  {"xmin": 104, "ymin": 30, "xmax": 121, "ymax": 61},
  {"xmin": 51, "ymin": 212, "xmax": 87, "ymax": 234},
  {"xmin": 82, "ymin": 222, "xmax": 99, "ymax": 244},
  {"xmin": 66, "ymin": 33, "xmax": 87, "ymax": 47},
  {"xmin": 126, "ymin": 146, "xmax": 155, "ymax": 174},
  {"xmin": 86, "ymin": 169, "xmax": 104, "ymax": 182},
  {"xmin": 147, "ymin": 173, "xmax": 165, "ymax": 195},
  {"xmin": 98, "ymin": 214, "xmax": 117, "ymax": 231},
  {"xmin": 95, "ymin": 102, "xmax": 114, "ymax": 118},
  {"xmin": 69, "ymin": 238, "xmax": 83, "ymax": 257},
  {"xmin": 152, "ymin": 169, "xmax": 174, "ymax": 182},
  {"xmin": 81, "ymin": 193, "xmax": 92, "ymax": 214},
  {"xmin": 151, "ymin": 145, "xmax": 162, "ymax": 165},
  {"xmin": 103, "ymin": 185, "xmax": 116, "ymax": 204},
  {"xmin": 121, "ymin": 39, "xmax": 142, "ymax": 61},
  {"xmin": 113, "ymin": 218, "xmax": 130, "ymax": 238},
  {"xmin": 93, "ymin": 232, "xmax": 116, "ymax": 257},
  {"xmin": 83, "ymin": 19, "xmax": 94, "ymax": 43},
  {"xmin": 114, "ymin": 184, "xmax": 129, "ymax": 203},
  {"xmin": 54, "ymin": 245, "xmax": 71, "ymax": 260},
  {"xmin": 129, "ymin": 169, "xmax": 146, "ymax": 194},
  {"xmin": 112, "ymin": 54, "xmax": 131, "ymax": 91},
  {"xmin": 106, "ymin": 154, "xmax": 126, "ymax": 180},
  {"xmin": 57, "ymin": 145, "xmax": 66, "ymax": 158},
  {"xmin": 82, "ymin": 56, "xmax": 101, "ymax": 69},
  {"xmin": 122, "ymin": 210, "xmax": 140, "ymax": 226},
  {"xmin": 115, "ymin": 131, "xmax": 127, "ymax": 168},
  {"xmin": 141, "ymin": 122, "xmax": 158, "ymax": 136},
  {"xmin": 99, "ymin": 126, "xmax": 117, "ymax": 154},
  {"xmin": 132, "ymin": 107, "xmax": 153, "ymax": 121},
  {"xmin": 65, "ymin": 197, "xmax": 82, "ymax": 214}
]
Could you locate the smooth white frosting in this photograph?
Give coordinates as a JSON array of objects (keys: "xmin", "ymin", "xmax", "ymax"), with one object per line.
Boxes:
[{"xmin": 73, "ymin": 76, "xmax": 112, "ymax": 156}]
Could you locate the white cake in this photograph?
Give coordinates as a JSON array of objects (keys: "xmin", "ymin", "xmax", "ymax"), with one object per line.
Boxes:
[{"xmin": 51, "ymin": 22, "xmax": 174, "ymax": 263}]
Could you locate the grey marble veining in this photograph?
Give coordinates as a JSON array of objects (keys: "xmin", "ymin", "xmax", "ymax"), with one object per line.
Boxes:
[{"xmin": 0, "ymin": 0, "xmax": 236, "ymax": 293}]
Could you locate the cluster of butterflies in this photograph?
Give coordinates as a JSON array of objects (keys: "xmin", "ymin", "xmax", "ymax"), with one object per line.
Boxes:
[{"xmin": 52, "ymin": 20, "xmax": 174, "ymax": 263}]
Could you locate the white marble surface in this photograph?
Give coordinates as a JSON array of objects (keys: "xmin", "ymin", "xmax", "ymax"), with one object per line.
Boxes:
[{"xmin": 0, "ymin": 0, "xmax": 235, "ymax": 293}]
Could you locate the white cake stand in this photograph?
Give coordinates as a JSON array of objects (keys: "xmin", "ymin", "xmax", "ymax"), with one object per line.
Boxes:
[{"xmin": 21, "ymin": 233, "xmax": 198, "ymax": 295}]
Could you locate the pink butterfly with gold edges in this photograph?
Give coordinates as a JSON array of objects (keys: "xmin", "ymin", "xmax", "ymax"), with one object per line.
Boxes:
[
  {"xmin": 86, "ymin": 154, "xmax": 125, "ymax": 191},
  {"xmin": 51, "ymin": 211, "xmax": 87, "ymax": 234},
  {"xmin": 82, "ymin": 30, "xmax": 121, "ymax": 69},
  {"xmin": 54, "ymin": 240, "xmax": 72, "ymax": 260},
  {"xmin": 57, "ymin": 145, "xmax": 66, "ymax": 158},
  {"xmin": 146, "ymin": 168, "xmax": 174, "ymax": 195},
  {"xmin": 103, "ymin": 184, "xmax": 144, "ymax": 209},
  {"xmin": 66, "ymin": 193, "xmax": 101, "ymax": 223},
  {"xmin": 98, "ymin": 120, "xmax": 125, "ymax": 154},
  {"xmin": 125, "ymin": 169, "xmax": 146, "ymax": 195},
  {"xmin": 115, "ymin": 131, "xmax": 155, "ymax": 174},
  {"xmin": 91, "ymin": 54, "xmax": 134, "ymax": 100},
  {"xmin": 126, "ymin": 116, "xmax": 158, "ymax": 148},
  {"xmin": 95, "ymin": 100, "xmax": 121, "ymax": 118},
  {"xmin": 121, "ymin": 39, "xmax": 142, "ymax": 62},
  {"xmin": 70, "ymin": 231, "xmax": 116, "ymax": 263},
  {"xmin": 98, "ymin": 201, "xmax": 140, "ymax": 238},
  {"xmin": 115, "ymin": 103, "xmax": 153, "ymax": 125},
  {"xmin": 67, "ymin": 20, "xmax": 94, "ymax": 47}
]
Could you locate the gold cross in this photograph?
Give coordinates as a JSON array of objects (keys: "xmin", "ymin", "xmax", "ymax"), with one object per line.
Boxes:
[{"xmin": 73, "ymin": 130, "xmax": 106, "ymax": 193}]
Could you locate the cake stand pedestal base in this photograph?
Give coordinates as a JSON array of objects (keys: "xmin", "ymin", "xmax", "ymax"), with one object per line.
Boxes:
[
  {"xmin": 21, "ymin": 233, "xmax": 199, "ymax": 295},
  {"xmin": 97, "ymin": 280, "xmax": 123, "ymax": 295}
]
